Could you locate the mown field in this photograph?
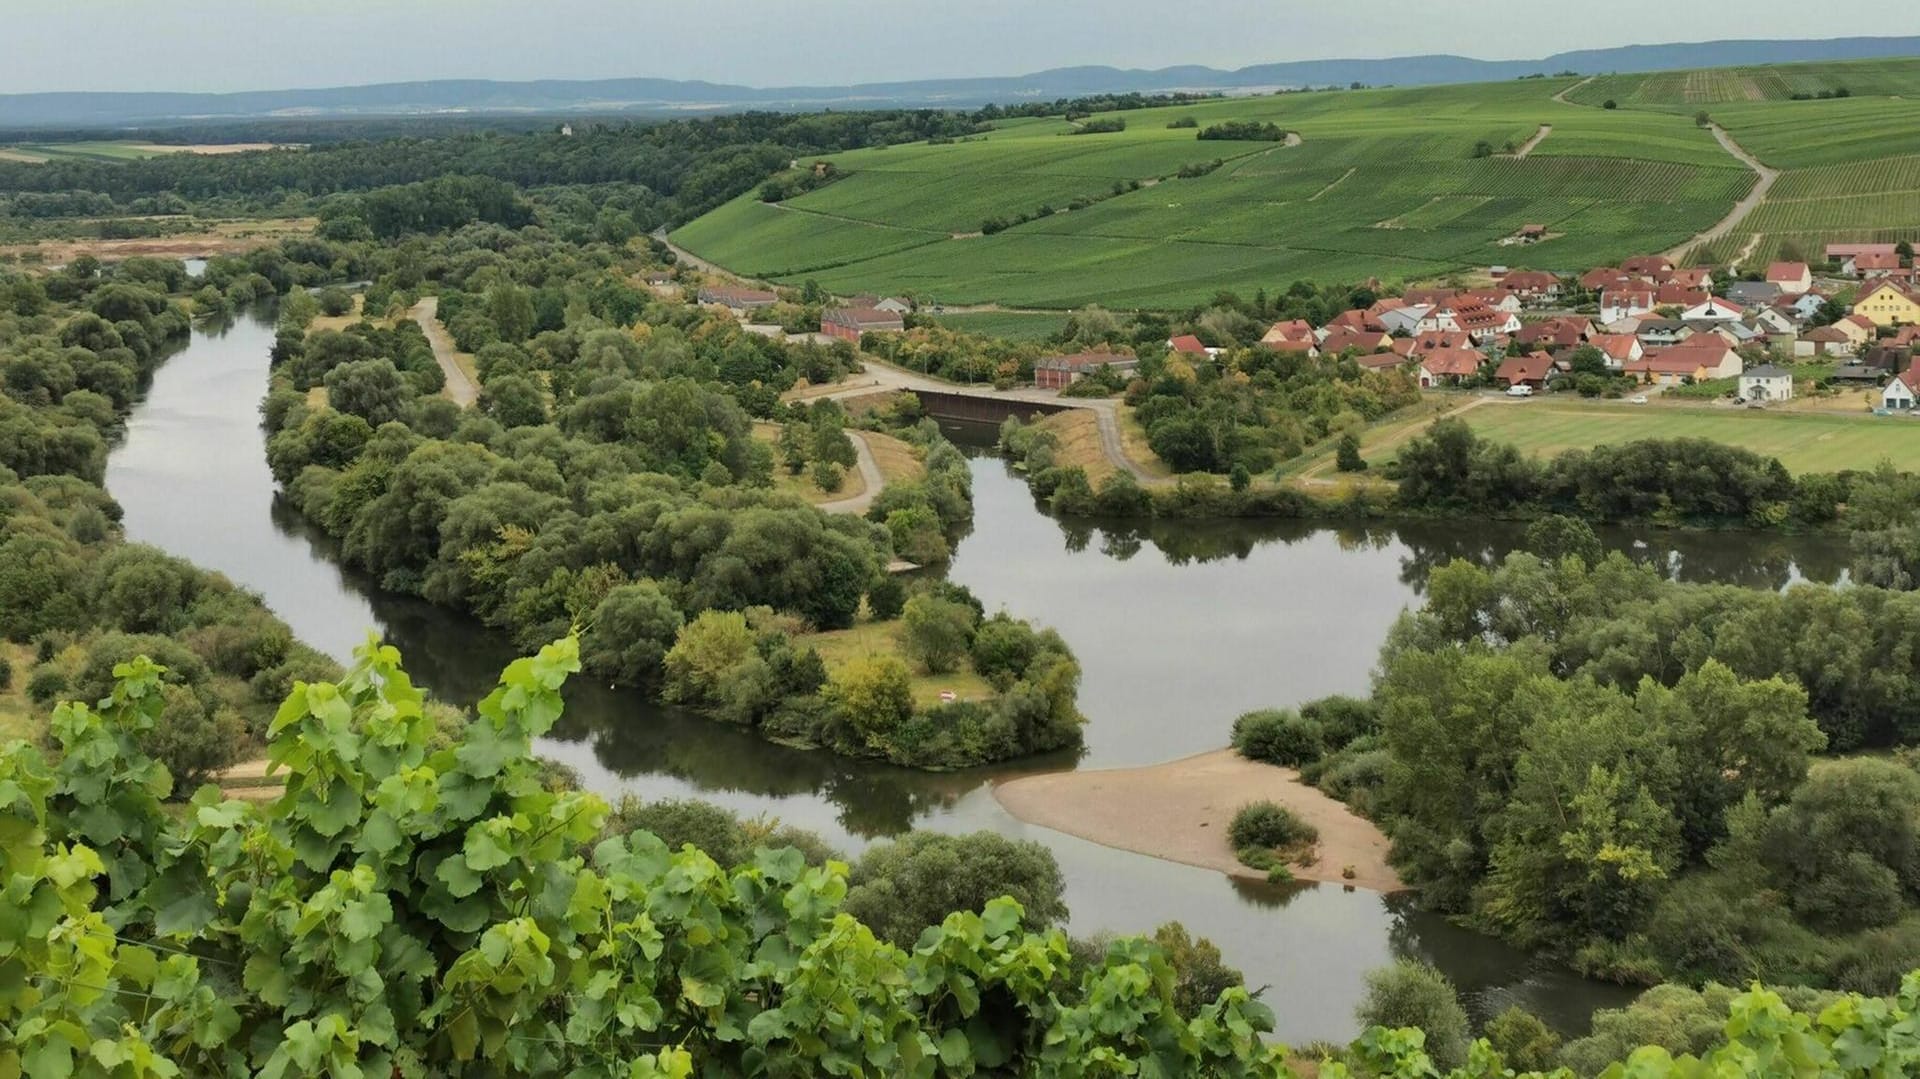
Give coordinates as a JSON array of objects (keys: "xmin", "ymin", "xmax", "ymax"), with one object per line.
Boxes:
[
  {"xmin": 1456, "ymin": 400, "xmax": 1920, "ymax": 475},
  {"xmin": 675, "ymin": 56, "xmax": 1920, "ymax": 308}
]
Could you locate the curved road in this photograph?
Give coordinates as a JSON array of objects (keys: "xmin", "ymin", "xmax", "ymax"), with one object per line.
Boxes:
[
  {"xmin": 1663, "ymin": 124, "xmax": 1778, "ymax": 262},
  {"xmin": 817, "ymin": 430, "xmax": 885, "ymax": 515},
  {"xmin": 408, "ymin": 297, "xmax": 480, "ymax": 407}
]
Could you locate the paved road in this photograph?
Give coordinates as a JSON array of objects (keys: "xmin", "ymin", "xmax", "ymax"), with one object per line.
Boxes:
[
  {"xmin": 817, "ymin": 430, "xmax": 886, "ymax": 515},
  {"xmin": 1664, "ymin": 124, "xmax": 1779, "ymax": 261},
  {"xmin": 409, "ymin": 297, "xmax": 479, "ymax": 407}
]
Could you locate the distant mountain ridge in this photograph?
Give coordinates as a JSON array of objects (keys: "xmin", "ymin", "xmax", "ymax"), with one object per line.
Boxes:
[{"xmin": 5, "ymin": 35, "xmax": 1919, "ymax": 128}]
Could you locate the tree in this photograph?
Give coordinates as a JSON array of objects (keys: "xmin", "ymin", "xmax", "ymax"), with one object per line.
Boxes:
[
  {"xmin": 1335, "ymin": 433, "xmax": 1366, "ymax": 472},
  {"xmin": 480, "ymin": 373, "xmax": 548, "ymax": 427},
  {"xmin": 488, "ymin": 282, "xmax": 536, "ymax": 342},
  {"xmin": 316, "ymin": 286, "xmax": 354, "ymax": 317},
  {"xmin": 900, "ymin": 593, "xmax": 976, "ymax": 674},
  {"xmin": 843, "ymin": 830, "xmax": 1068, "ymax": 947},
  {"xmin": 823, "ymin": 654, "xmax": 914, "ymax": 748},
  {"xmin": 1150, "ymin": 923, "xmax": 1245, "ymax": 1020},
  {"xmin": 1603, "ymin": 99, "xmax": 1619, "ymax": 110},
  {"xmin": 582, "ymin": 582, "xmax": 683, "ymax": 686},
  {"xmin": 1483, "ymin": 1006, "xmax": 1561, "ymax": 1074},
  {"xmin": 1356, "ymin": 960, "xmax": 1471, "ymax": 1071},
  {"xmin": 1522, "ymin": 513, "xmax": 1602, "ymax": 566},
  {"xmin": 324, "ymin": 358, "xmax": 414, "ymax": 427}
]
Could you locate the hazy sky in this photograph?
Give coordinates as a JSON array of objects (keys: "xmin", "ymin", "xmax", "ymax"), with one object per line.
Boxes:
[{"xmin": 7, "ymin": 1, "xmax": 1920, "ymax": 94}]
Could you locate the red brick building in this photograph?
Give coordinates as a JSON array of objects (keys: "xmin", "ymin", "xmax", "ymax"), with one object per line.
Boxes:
[
  {"xmin": 1034, "ymin": 352, "xmax": 1138, "ymax": 390},
  {"xmin": 820, "ymin": 306, "xmax": 905, "ymax": 342}
]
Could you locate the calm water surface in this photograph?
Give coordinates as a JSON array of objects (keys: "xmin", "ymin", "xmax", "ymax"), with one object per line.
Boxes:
[{"xmin": 107, "ymin": 310, "xmax": 1849, "ymax": 1042}]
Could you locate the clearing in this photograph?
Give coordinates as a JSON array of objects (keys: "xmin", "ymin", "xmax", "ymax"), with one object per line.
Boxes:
[
  {"xmin": 994, "ymin": 748, "xmax": 1403, "ymax": 893},
  {"xmin": 800, "ymin": 620, "xmax": 996, "ymax": 708},
  {"xmin": 0, "ymin": 217, "xmax": 315, "ymax": 266}
]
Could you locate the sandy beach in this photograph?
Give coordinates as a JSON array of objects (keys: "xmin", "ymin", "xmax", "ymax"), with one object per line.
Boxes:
[{"xmin": 994, "ymin": 748, "xmax": 1404, "ymax": 893}]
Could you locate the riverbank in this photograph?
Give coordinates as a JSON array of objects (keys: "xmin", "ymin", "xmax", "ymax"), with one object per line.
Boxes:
[{"xmin": 994, "ymin": 748, "xmax": 1403, "ymax": 893}]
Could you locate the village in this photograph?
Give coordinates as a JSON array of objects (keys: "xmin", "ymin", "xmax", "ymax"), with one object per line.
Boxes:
[{"xmin": 679, "ymin": 244, "xmax": 1920, "ymax": 415}]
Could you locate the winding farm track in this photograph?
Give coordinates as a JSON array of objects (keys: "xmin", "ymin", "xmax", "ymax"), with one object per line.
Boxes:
[
  {"xmin": 408, "ymin": 298, "xmax": 479, "ymax": 407},
  {"xmin": 816, "ymin": 431, "xmax": 886, "ymax": 515},
  {"xmin": 1551, "ymin": 76, "xmax": 1596, "ymax": 104},
  {"xmin": 1663, "ymin": 124, "xmax": 1779, "ymax": 261}
]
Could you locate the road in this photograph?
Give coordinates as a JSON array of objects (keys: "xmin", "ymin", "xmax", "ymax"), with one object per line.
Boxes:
[
  {"xmin": 409, "ymin": 297, "xmax": 479, "ymax": 407},
  {"xmin": 810, "ymin": 358, "xmax": 1157, "ymax": 484},
  {"xmin": 1551, "ymin": 76, "xmax": 1595, "ymax": 105},
  {"xmin": 1510, "ymin": 124, "xmax": 1552, "ymax": 159},
  {"xmin": 1663, "ymin": 124, "xmax": 1779, "ymax": 261},
  {"xmin": 816, "ymin": 430, "xmax": 886, "ymax": 515}
]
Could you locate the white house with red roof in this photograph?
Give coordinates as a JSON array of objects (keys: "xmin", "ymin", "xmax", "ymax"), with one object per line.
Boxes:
[
  {"xmin": 1681, "ymin": 297, "xmax": 1745, "ymax": 323},
  {"xmin": 1589, "ymin": 333, "xmax": 1644, "ymax": 370},
  {"xmin": 1844, "ymin": 250, "xmax": 1903, "ymax": 278},
  {"xmin": 1765, "ymin": 262, "xmax": 1813, "ymax": 293},
  {"xmin": 1884, "ymin": 364, "xmax": 1920, "ymax": 410},
  {"xmin": 1601, "ymin": 287, "xmax": 1656, "ymax": 324},
  {"xmin": 1501, "ymin": 271, "xmax": 1562, "ymax": 305},
  {"xmin": 1417, "ymin": 348, "xmax": 1484, "ymax": 388},
  {"xmin": 1261, "ymin": 319, "xmax": 1316, "ymax": 347},
  {"xmin": 1167, "ymin": 334, "xmax": 1219, "ymax": 358}
]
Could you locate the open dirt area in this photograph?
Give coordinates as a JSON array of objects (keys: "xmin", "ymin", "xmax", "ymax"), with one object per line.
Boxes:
[
  {"xmin": 0, "ymin": 217, "xmax": 315, "ymax": 266},
  {"xmin": 994, "ymin": 748, "xmax": 1403, "ymax": 892}
]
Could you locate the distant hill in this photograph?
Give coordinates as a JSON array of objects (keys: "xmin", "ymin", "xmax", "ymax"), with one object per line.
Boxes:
[{"xmin": 3, "ymin": 36, "xmax": 1918, "ymax": 128}]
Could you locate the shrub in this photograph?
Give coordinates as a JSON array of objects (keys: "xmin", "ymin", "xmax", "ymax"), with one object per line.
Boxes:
[
  {"xmin": 843, "ymin": 831, "xmax": 1066, "ymax": 947},
  {"xmin": 1150, "ymin": 922, "xmax": 1245, "ymax": 1019},
  {"xmin": 25, "ymin": 666, "xmax": 69, "ymax": 704},
  {"xmin": 0, "ymin": 654, "xmax": 10, "ymax": 691},
  {"xmin": 1229, "ymin": 800, "xmax": 1318, "ymax": 851},
  {"xmin": 900, "ymin": 593, "xmax": 977, "ymax": 674},
  {"xmin": 1335, "ymin": 433, "xmax": 1366, "ymax": 472},
  {"xmin": 1231, "ymin": 709, "xmax": 1326, "ymax": 766},
  {"xmin": 1483, "ymin": 1006, "xmax": 1560, "ymax": 1074},
  {"xmin": 1356, "ymin": 960, "xmax": 1470, "ymax": 1071},
  {"xmin": 866, "ymin": 575, "xmax": 907, "ymax": 620},
  {"xmin": 1300, "ymin": 694, "xmax": 1377, "ymax": 745},
  {"xmin": 811, "ymin": 459, "xmax": 844, "ymax": 493}
]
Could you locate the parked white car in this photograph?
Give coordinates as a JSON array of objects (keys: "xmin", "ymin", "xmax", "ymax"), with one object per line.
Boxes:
[
  {"xmin": 1505, "ymin": 384, "xmax": 1534, "ymax": 398},
  {"xmin": 1629, "ymin": 394, "xmax": 1649, "ymax": 404}
]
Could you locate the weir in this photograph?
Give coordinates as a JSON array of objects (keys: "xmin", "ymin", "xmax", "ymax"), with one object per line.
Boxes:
[{"xmin": 912, "ymin": 388, "xmax": 1075, "ymax": 424}]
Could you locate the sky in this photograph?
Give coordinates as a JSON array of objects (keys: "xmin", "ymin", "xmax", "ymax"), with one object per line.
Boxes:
[{"xmin": 6, "ymin": 1, "xmax": 1920, "ymax": 94}]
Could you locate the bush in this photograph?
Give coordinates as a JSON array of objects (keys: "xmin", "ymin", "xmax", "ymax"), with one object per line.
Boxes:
[
  {"xmin": 811, "ymin": 459, "xmax": 844, "ymax": 493},
  {"xmin": 1335, "ymin": 433, "xmax": 1366, "ymax": 472},
  {"xmin": 25, "ymin": 665, "xmax": 68, "ymax": 704},
  {"xmin": 900, "ymin": 593, "xmax": 977, "ymax": 674},
  {"xmin": 866, "ymin": 575, "xmax": 907, "ymax": 620},
  {"xmin": 1483, "ymin": 1006, "xmax": 1560, "ymax": 1074},
  {"xmin": 1231, "ymin": 709, "xmax": 1326, "ymax": 766},
  {"xmin": 843, "ymin": 831, "xmax": 1067, "ymax": 947},
  {"xmin": 1356, "ymin": 960, "xmax": 1470, "ymax": 1071},
  {"xmin": 0, "ymin": 654, "xmax": 10, "ymax": 691},
  {"xmin": 1228, "ymin": 800, "xmax": 1318, "ymax": 851},
  {"xmin": 1299, "ymin": 694, "xmax": 1377, "ymax": 745}
]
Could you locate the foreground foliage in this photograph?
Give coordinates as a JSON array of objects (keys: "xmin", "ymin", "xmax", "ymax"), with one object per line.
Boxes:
[{"xmin": 9, "ymin": 637, "xmax": 1920, "ymax": 1076}]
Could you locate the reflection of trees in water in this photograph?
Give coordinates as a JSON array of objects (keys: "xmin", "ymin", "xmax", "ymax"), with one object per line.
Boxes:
[{"xmin": 1227, "ymin": 876, "xmax": 1313, "ymax": 911}]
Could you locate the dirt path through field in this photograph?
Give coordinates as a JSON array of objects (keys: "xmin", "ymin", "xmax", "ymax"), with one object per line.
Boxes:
[
  {"xmin": 1664, "ymin": 124, "xmax": 1779, "ymax": 260},
  {"xmin": 1510, "ymin": 124, "xmax": 1552, "ymax": 159},
  {"xmin": 409, "ymin": 297, "xmax": 480, "ymax": 407},
  {"xmin": 1309, "ymin": 167, "xmax": 1356, "ymax": 202},
  {"xmin": 994, "ymin": 749, "xmax": 1403, "ymax": 892},
  {"xmin": 1551, "ymin": 76, "xmax": 1596, "ymax": 105}
]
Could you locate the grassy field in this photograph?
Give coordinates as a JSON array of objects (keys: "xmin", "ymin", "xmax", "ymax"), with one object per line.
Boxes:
[
  {"xmin": 674, "ymin": 56, "xmax": 1920, "ymax": 306},
  {"xmin": 1452, "ymin": 400, "xmax": 1920, "ymax": 474},
  {"xmin": 801, "ymin": 620, "xmax": 995, "ymax": 707},
  {"xmin": 930, "ymin": 310, "xmax": 1071, "ymax": 341}
]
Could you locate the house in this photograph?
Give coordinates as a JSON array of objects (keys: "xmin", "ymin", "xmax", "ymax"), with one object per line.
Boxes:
[
  {"xmin": 1658, "ymin": 267, "xmax": 1715, "ymax": 291},
  {"xmin": 1448, "ymin": 301, "xmax": 1521, "ymax": 342},
  {"xmin": 1623, "ymin": 255, "xmax": 1676, "ymax": 277},
  {"xmin": 1765, "ymin": 262, "xmax": 1813, "ymax": 293},
  {"xmin": 1739, "ymin": 364, "xmax": 1794, "ymax": 403},
  {"xmin": 1796, "ymin": 324, "xmax": 1859, "ymax": 358},
  {"xmin": 1844, "ymin": 251, "xmax": 1904, "ymax": 278},
  {"xmin": 1581, "ymin": 266, "xmax": 1630, "ymax": 291},
  {"xmin": 1590, "ymin": 333, "xmax": 1644, "ymax": 369},
  {"xmin": 1378, "ymin": 305, "xmax": 1430, "ymax": 335},
  {"xmin": 1502, "ymin": 271, "xmax": 1563, "ymax": 305},
  {"xmin": 820, "ymin": 306, "xmax": 905, "ymax": 341},
  {"xmin": 1828, "ymin": 242, "xmax": 1898, "ymax": 262},
  {"xmin": 698, "ymin": 285, "xmax": 779, "ymax": 311},
  {"xmin": 1517, "ymin": 223, "xmax": 1549, "ymax": 242},
  {"xmin": 1853, "ymin": 280, "xmax": 1920, "ymax": 326},
  {"xmin": 1033, "ymin": 351, "xmax": 1138, "ymax": 390},
  {"xmin": 1264, "ymin": 338, "xmax": 1320, "ymax": 358},
  {"xmin": 1883, "ymin": 365, "xmax": 1920, "ymax": 410},
  {"xmin": 1656, "ymin": 283, "xmax": 1710, "ymax": 308},
  {"xmin": 1832, "ymin": 363, "xmax": 1887, "ymax": 385},
  {"xmin": 641, "ymin": 270, "xmax": 674, "ymax": 286},
  {"xmin": 1681, "ymin": 297, "xmax": 1745, "ymax": 323},
  {"xmin": 1673, "ymin": 337, "xmax": 1745, "ymax": 378},
  {"xmin": 1747, "ymin": 306, "xmax": 1797, "ymax": 336},
  {"xmin": 1601, "ymin": 287, "xmax": 1656, "ymax": 323},
  {"xmin": 1489, "ymin": 265, "xmax": 1509, "ymax": 279},
  {"xmin": 1625, "ymin": 340, "xmax": 1741, "ymax": 386},
  {"xmin": 1322, "ymin": 309, "xmax": 1376, "ymax": 335},
  {"xmin": 1409, "ymin": 330, "xmax": 1474, "ymax": 354},
  {"xmin": 1861, "ymin": 345, "xmax": 1913, "ymax": 374},
  {"xmin": 1785, "ymin": 292, "xmax": 1829, "ymax": 322},
  {"xmin": 1496, "ymin": 351, "xmax": 1555, "ymax": 389},
  {"xmin": 1456, "ymin": 288, "xmax": 1523, "ymax": 315},
  {"xmin": 1516, "ymin": 317, "xmax": 1591, "ymax": 350},
  {"xmin": 1356, "ymin": 352, "xmax": 1408, "ymax": 371},
  {"xmin": 1402, "ymin": 287, "xmax": 1458, "ymax": 308},
  {"xmin": 1320, "ymin": 328, "xmax": 1394, "ymax": 356},
  {"xmin": 1636, "ymin": 318, "xmax": 1693, "ymax": 348},
  {"xmin": 1725, "ymin": 281, "xmax": 1782, "ymax": 308},
  {"xmin": 1167, "ymin": 334, "xmax": 1220, "ymax": 358},
  {"xmin": 873, "ymin": 297, "xmax": 912, "ymax": 314},
  {"xmin": 1417, "ymin": 348, "xmax": 1485, "ymax": 388},
  {"xmin": 1260, "ymin": 319, "xmax": 1316, "ymax": 347}
]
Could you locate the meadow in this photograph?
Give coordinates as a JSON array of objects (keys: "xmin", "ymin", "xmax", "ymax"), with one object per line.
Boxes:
[
  {"xmin": 674, "ymin": 57, "xmax": 1920, "ymax": 309},
  {"xmin": 928, "ymin": 310, "xmax": 1071, "ymax": 341},
  {"xmin": 1454, "ymin": 400, "xmax": 1920, "ymax": 475}
]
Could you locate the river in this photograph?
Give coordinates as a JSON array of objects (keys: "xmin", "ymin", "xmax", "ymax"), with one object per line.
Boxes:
[{"xmin": 104, "ymin": 308, "xmax": 1852, "ymax": 1044}]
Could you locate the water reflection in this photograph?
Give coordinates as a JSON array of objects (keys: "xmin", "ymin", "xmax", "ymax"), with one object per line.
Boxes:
[{"xmin": 120, "ymin": 310, "xmax": 1844, "ymax": 1040}]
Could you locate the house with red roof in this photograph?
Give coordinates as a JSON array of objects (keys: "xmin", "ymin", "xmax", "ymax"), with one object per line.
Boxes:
[
  {"xmin": 1795, "ymin": 325, "xmax": 1858, "ymax": 358},
  {"xmin": 1766, "ymin": 262, "xmax": 1813, "ymax": 293},
  {"xmin": 1495, "ymin": 352, "xmax": 1555, "ymax": 389},
  {"xmin": 820, "ymin": 306, "xmax": 905, "ymax": 341},
  {"xmin": 1845, "ymin": 250, "xmax": 1905, "ymax": 278},
  {"xmin": 1601, "ymin": 287, "xmax": 1656, "ymax": 324},
  {"xmin": 1409, "ymin": 330, "xmax": 1474, "ymax": 353},
  {"xmin": 1447, "ymin": 301, "xmax": 1521, "ymax": 342},
  {"xmin": 1681, "ymin": 297, "xmax": 1745, "ymax": 323},
  {"xmin": 1402, "ymin": 287, "xmax": 1458, "ymax": 308},
  {"xmin": 1501, "ymin": 271, "xmax": 1562, "ymax": 305},
  {"xmin": 1321, "ymin": 309, "xmax": 1376, "ymax": 335},
  {"xmin": 1320, "ymin": 328, "xmax": 1394, "ymax": 356},
  {"xmin": 1167, "ymin": 334, "xmax": 1217, "ymax": 357},
  {"xmin": 1264, "ymin": 337, "xmax": 1320, "ymax": 357},
  {"xmin": 1261, "ymin": 319, "xmax": 1316, "ymax": 347},
  {"xmin": 699, "ymin": 285, "xmax": 780, "ymax": 311},
  {"xmin": 1356, "ymin": 352, "xmax": 1408, "ymax": 371},
  {"xmin": 1589, "ymin": 333, "xmax": 1644, "ymax": 369},
  {"xmin": 1417, "ymin": 348, "xmax": 1485, "ymax": 388},
  {"xmin": 1853, "ymin": 280, "xmax": 1920, "ymax": 326},
  {"xmin": 1625, "ymin": 340, "xmax": 1741, "ymax": 386},
  {"xmin": 1657, "ymin": 267, "xmax": 1715, "ymax": 291},
  {"xmin": 1623, "ymin": 255, "xmax": 1676, "ymax": 277},
  {"xmin": 1515, "ymin": 317, "xmax": 1592, "ymax": 351},
  {"xmin": 1829, "ymin": 242, "xmax": 1898, "ymax": 262},
  {"xmin": 1456, "ymin": 288, "xmax": 1522, "ymax": 314},
  {"xmin": 1581, "ymin": 266, "xmax": 1629, "ymax": 291},
  {"xmin": 1883, "ymin": 363, "xmax": 1920, "ymax": 410}
]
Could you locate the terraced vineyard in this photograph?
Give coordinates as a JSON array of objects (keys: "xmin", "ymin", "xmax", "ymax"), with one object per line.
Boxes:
[{"xmin": 675, "ymin": 57, "xmax": 1920, "ymax": 308}]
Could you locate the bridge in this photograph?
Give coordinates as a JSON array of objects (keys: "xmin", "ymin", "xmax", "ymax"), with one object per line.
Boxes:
[{"xmin": 912, "ymin": 389, "xmax": 1075, "ymax": 425}]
